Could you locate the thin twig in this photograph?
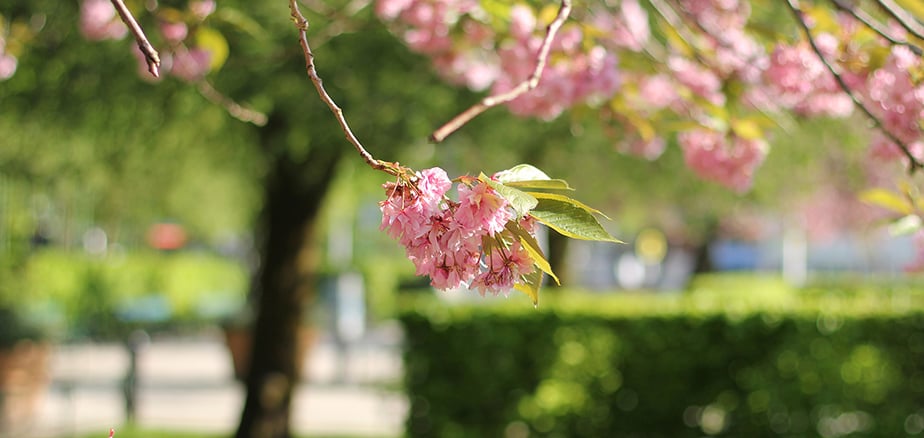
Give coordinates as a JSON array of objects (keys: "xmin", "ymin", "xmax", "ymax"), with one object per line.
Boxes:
[
  {"xmin": 429, "ymin": 0, "xmax": 573, "ymax": 143},
  {"xmin": 874, "ymin": 0, "xmax": 924, "ymax": 42},
  {"xmin": 197, "ymin": 81, "xmax": 268, "ymax": 126},
  {"xmin": 109, "ymin": 0, "xmax": 160, "ymax": 78},
  {"xmin": 831, "ymin": 0, "xmax": 923, "ymax": 56},
  {"xmin": 288, "ymin": 0, "xmax": 402, "ymax": 175},
  {"xmin": 786, "ymin": 0, "xmax": 923, "ymax": 173}
]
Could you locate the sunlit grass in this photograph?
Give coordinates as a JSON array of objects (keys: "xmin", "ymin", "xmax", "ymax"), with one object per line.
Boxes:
[{"xmin": 81, "ymin": 425, "xmax": 396, "ymax": 438}]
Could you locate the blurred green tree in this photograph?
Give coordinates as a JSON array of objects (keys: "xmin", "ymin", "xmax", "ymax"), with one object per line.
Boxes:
[
  {"xmin": 1, "ymin": 1, "xmax": 474, "ymax": 435},
  {"xmin": 0, "ymin": 0, "xmax": 910, "ymax": 436}
]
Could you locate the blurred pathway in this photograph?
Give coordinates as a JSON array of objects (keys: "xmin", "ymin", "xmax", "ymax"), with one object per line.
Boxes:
[{"xmin": 24, "ymin": 325, "xmax": 406, "ymax": 437}]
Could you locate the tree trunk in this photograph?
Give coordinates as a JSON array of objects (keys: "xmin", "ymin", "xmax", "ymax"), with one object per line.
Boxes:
[
  {"xmin": 546, "ymin": 230, "xmax": 570, "ymax": 287},
  {"xmin": 693, "ymin": 218, "xmax": 719, "ymax": 275},
  {"xmin": 236, "ymin": 113, "xmax": 343, "ymax": 438}
]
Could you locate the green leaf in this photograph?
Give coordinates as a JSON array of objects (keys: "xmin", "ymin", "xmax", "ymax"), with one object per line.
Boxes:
[
  {"xmin": 859, "ymin": 188, "xmax": 914, "ymax": 215},
  {"xmin": 889, "ymin": 214, "xmax": 923, "ymax": 236},
  {"xmin": 896, "ymin": 0, "xmax": 924, "ymax": 25},
  {"xmin": 482, "ymin": 234, "xmax": 496, "ymax": 256},
  {"xmin": 505, "ymin": 179, "xmax": 574, "ymax": 191},
  {"xmin": 529, "ymin": 197, "xmax": 622, "ymax": 243},
  {"xmin": 481, "ymin": 0, "xmax": 513, "ymax": 20},
  {"xmin": 527, "ymin": 192, "xmax": 611, "ymax": 220},
  {"xmin": 626, "ymin": 112, "xmax": 656, "ymax": 142},
  {"xmin": 195, "ymin": 27, "xmax": 229, "ymax": 71},
  {"xmin": 658, "ymin": 19, "xmax": 693, "ymax": 57},
  {"xmin": 505, "ymin": 222, "xmax": 559, "ymax": 285},
  {"xmin": 731, "ymin": 118, "xmax": 763, "ymax": 140},
  {"xmin": 493, "ymin": 164, "xmax": 552, "ymax": 183},
  {"xmin": 494, "ymin": 163, "xmax": 573, "ymax": 190},
  {"xmin": 514, "ymin": 270, "xmax": 543, "ymax": 308},
  {"xmin": 479, "ymin": 174, "xmax": 537, "ymax": 217}
]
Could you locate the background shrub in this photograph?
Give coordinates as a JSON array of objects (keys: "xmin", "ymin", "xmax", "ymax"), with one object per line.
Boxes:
[
  {"xmin": 21, "ymin": 249, "xmax": 247, "ymax": 339},
  {"xmin": 401, "ymin": 286, "xmax": 924, "ymax": 437}
]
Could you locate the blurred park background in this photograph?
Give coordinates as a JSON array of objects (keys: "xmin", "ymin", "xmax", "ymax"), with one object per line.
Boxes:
[{"xmin": 3, "ymin": 1, "xmax": 924, "ymax": 437}]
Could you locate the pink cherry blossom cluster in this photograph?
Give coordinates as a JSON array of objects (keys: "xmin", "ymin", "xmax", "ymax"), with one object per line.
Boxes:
[
  {"xmin": 376, "ymin": 0, "xmax": 497, "ymax": 90},
  {"xmin": 676, "ymin": 0, "xmax": 765, "ymax": 82},
  {"xmin": 492, "ymin": 7, "xmax": 621, "ymax": 120},
  {"xmin": 678, "ymin": 128, "xmax": 768, "ymax": 193},
  {"xmin": 373, "ymin": 0, "xmax": 924, "ymax": 196},
  {"xmin": 762, "ymin": 34, "xmax": 853, "ymax": 117},
  {"xmin": 865, "ymin": 46, "xmax": 924, "ymax": 161},
  {"xmin": 375, "ymin": 0, "xmax": 629, "ymax": 119},
  {"xmin": 79, "ymin": 0, "xmax": 216, "ymax": 83},
  {"xmin": 590, "ymin": 0, "xmax": 650, "ymax": 52},
  {"xmin": 667, "ymin": 56, "xmax": 726, "ymax": 106},
  {"xmin": 379, "ymin": 167, "xmax": 537, "ymax": 294}
]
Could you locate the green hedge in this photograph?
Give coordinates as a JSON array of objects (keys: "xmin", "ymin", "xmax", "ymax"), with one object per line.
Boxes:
[
  {"xmin": 20, "ymin": 249, "xmax": 247, "ymax": 338},
  {"xmin": 401, "ymin": 288, "xmax": 924, "ymax": 437}
]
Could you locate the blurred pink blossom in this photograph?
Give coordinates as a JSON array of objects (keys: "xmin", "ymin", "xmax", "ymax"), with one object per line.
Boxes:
[
  {"xmin": 668, "ymin": 56, "xmax": 725, "ymax": 106},
  {"xmin": 867, "ymin": 46, "xmax": 924, "ymax": 144},
  {"xmin": 170, "ymin": 48, "xmax": 212, "ymax": 82},
  {"xmin": 509, "ymin": 4, "xmax": 536, "ymax": 41},
  {"xmin": 637, "ymin": 74, "xmax": 679, "ymax": 110},
  {"xmin": 592, "ymin": 0, "xmax": 649, "ymax": 52},
  {"xmin": 678, "ymin": 129, "xmax": 767, "ymax": 193},
  {"xmin": 190, "ymin": 0, "xmax": 216, "ymax": 19},
  {"xmin": 80, "ymin": 0, "xmax": 128, "ymax": 41},
  {"xmin": 160, "ymin": 21, "xmax": 189, "ymax": 43},
  {"xmin": 0, "ymin": 53, "xmax": 17, "ymax": 81},
  {"xmin": 620, "ymin": 136, "xmax": 667, "ymax": 160}
]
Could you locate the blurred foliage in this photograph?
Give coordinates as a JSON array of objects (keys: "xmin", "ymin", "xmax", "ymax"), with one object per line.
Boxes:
[
  {"xmin": 0, "ymin": 0, "xmax": 474, "ymax": 343},
  {"xmin": 77, "ymin": 425, "xmax": 395, "ymax": 438},
  {"xmin": 0, "ymin": 307, "xmax": 45, "ymax": 348},
  {"xmin": 402, "ymin": 282, "xmax": 924, "ymax": 437},
  {"xmin": 19, "ymin": 249, "xmax": 247, "ymax": 339}
]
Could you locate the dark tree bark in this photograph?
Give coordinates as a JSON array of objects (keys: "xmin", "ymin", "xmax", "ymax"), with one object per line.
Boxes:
[
  {"xmin": 236, "ymin": 113, "xmax": 343, "ymax": 438},
  {"xmin": 546, "ymin": 230, "xmax": 570, "ymax": 287},
  {"xmin": 692, "ymin": 217, "xmax": 719, "ymax": 275}
]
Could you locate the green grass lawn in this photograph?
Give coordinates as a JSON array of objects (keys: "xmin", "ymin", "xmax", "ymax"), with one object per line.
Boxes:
[
  {"xmin": 83, "ymin": 427, "xmax": 219, "ymax": 438},
  {"xmin": 83, "ymin": 425, "xmax": 395, "ymax": 438}
]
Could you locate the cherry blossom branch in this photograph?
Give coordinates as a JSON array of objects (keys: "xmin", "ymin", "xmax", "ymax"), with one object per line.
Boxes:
[
  {"xmin": 786, "ymin": 0, "xmax": 924, "ymax": 173},
  {"xmin": 428, "ymin": 0, "xmax": 573, "ymax": 143},
  {"xmin": 109, "ymin": 0, "xmax": 160, "ymax": 78},
  {"xmin": 288, "ymin": 0, "xmax": 404, "ymax": 176},
  {"xmin": 648, "ymin": 0, "xmax": 701, "ymax": 51},
  {"xmin": 874, "ymin": 0, "xmax": 924, "ymax": 42},
  {"xmin": 196, "ymin": 81, "xmax": 268, "ymax": 126},
  {"xmin": 831, "ymin": 0, "xmax": 923, "ymax": 56}
]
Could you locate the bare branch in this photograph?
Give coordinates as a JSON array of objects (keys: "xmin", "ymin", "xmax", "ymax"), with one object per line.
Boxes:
[
  {"xmin": 650, "ymin": 0, "xmax": 705, "ymax": 48},
  {"xmin": 786, "ymin": 0, "xmax": 923, "ymax": 173},
  {"xmin": 429, "ymin": 0, "xmax": 573, "ymax": 143},
  {"xmin": 874, "ymin": 0, "xmax": 924, "ymax": 42},
  {"xmin": 109, "ymin": 0, "xmax": 160, "ymax": 78},
  {"xmin": 288, "ymin": 0, "xmax": 403, "ymax": 175},
  {"xmin": 831, "ymin": 0, "xmax": 923, "ymax": 56},
  {"xmin": 196, "ymin": 81, "xmax": 268, "ymax": 126}
]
